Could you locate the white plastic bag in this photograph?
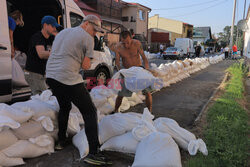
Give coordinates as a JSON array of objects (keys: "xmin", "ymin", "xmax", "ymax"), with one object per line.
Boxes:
[
  {"xmin": 154, "ymin": 117, "xmax": 208, "ymax": 155},
  {"xmin": 36, "ymin": 116, "xmax": 54, "ymax": 132},
  {"xmin": 2, "ymin": 136, "xmax": 54, "ymax": 158},
  {"xmin": 12, "ymin": 120, "xmax": 47, "ymax": 140},
  {"xmin": 0, "ymin": 115, "xmax": 20, "ymax": 131},
  {"xmin": 98, "ymin": 112, "xmax": 141, "ymax": 144},
  {"xmin": 132, "ymin": 132, "xmax": 182, "ymax": 167},
  {"xmin": 0, "ymin": 129, "xmax": 18, "ymax": 151},
  {"xmin": 12, "ymin": 99, "xmax": 58, "ymax": 121},
  {"xmin": 0, "ymin": 152, "xmax": 25, "ymax": 167},
  {"xmin": 72, "ymin": 129, "xmax": 89, "ymax": 159},
  {"xmin": 100, "ymin": 132, "xmax": 138, "ymax": 154},
  {"xmin": 67, "ymin": 112, "xmax": 81, "ymax": 136},
  {"xmin": 132, "ymin": 108, "xmax": 156, "ymax": 141},
  {"xmin": 12, "ymin": 59, "xmax": 28, "ymax": 86},
  {"xmin": 29, "ymin": 135, "xmax": 52, "ymax": 147},
  {"xmin": 0, "ymin": 103, "xmax": 33, "ymax": 123},
  {"xmin": 14, "ymin": 50, "xmax": 27, "ymax": 69}
]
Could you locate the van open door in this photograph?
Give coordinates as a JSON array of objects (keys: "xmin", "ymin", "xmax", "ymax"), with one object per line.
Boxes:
[{"xmin": 0, "ymin": 0, "xmax": 12, "ymax": 102}]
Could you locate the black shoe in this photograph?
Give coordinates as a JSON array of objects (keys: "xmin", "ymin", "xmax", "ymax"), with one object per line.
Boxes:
[
  {"xmin": 55, "ymin": 139, "xmax": 71, "ymax": 151},
  {"xmin": 83, "ymin": 153, "xmax": 112, "ymax": 166}
]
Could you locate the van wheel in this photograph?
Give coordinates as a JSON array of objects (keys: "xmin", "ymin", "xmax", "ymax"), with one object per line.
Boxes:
[{"xmin": 95, "ymin": 68, "xmax": 110, "ymax": 86}]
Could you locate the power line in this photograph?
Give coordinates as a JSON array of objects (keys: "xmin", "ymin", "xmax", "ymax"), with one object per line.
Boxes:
[
  {"xmin": 152, "ymin": 0, "xmax": 223, "ymax": 10},
  {"xmin": 160, "ymin": 0, "xmax": 229, "ymax": 18}
]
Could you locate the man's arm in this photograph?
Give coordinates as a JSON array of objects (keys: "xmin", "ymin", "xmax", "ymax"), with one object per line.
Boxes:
[
  {"xmin": 82, "ymin": 56, "xmax": 91, "ymax": 70},
  {"xmin": 115, "ymin": 51, "xmax": 121, "ymax": 71},
  {"xmin": 137, "ymin": 41, "xmax": 149, "ymax": 69},
  {"xmin": 36, "ymin": 45, "xmax": 50, "ymax": 59},
  {"xmin": 82, "ymin": 37, "xmax": 94, "ymax": 70}
]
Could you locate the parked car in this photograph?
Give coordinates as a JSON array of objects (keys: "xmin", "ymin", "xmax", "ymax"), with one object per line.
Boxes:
[
  {"xmin": 174, "ymin": 38, "xmax": 195, "ymax": 57},
  {"xmin": 162, "ymin": 47, "xmax": 184, "ymax": 60},
  {"xmin": 0, "ymin": 0, "xmax": 114, "ymax": 103}
]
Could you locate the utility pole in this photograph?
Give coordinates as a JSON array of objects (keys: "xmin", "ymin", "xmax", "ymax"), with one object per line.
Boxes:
[
  {"xmin": 243, "ymin": 0, "xmax": 247, "ymax": 19},
  {"xmin": 229, "ymin": 0, "xmax": 237, "ymax": 55}
]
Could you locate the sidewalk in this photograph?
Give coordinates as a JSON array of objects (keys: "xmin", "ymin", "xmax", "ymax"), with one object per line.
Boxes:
[{"xmin": 20, "ymin": 60, "xmax": 234, "ymax": 167}]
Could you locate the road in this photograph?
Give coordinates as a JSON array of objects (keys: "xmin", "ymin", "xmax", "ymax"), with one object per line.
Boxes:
[{"xmin": 21, "ymin": 54, "xmax": 233, "ymax": 167}]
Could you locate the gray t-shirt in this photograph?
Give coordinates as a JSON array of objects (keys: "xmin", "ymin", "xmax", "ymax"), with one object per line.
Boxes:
[{"xmin": 46, "ymin": 26, "xmax": 94, "ymax": 85}]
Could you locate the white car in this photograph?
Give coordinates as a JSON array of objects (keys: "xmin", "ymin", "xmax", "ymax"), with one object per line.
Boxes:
[{"xmin": 162, "ymin": 47, "xmax": 185, "ymax": 60}]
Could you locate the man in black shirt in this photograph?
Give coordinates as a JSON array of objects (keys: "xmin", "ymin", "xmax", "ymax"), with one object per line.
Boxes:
[{"xmin": 25, "ymin": 16, "xmax": 59, "ymax": 95}]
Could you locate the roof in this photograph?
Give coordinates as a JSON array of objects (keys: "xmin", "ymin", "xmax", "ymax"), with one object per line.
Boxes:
[
  {"xmin": 74, "ymin": 0, "xmax": 101, "ymax": 20},
  {"xmin": 122, "ymin": 1, "xmax": 151, "ymax": 11},
  {"xmin": 193, "ymin": 27, "xmax": 212, "ymax": 39}
]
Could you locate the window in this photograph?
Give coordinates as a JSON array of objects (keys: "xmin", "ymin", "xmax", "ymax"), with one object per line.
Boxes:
[
  {"xmin": 139, "ymin": 10, "xmax": 145, "ymax": 20},
  {"xmin": 70, "ymin": 12, "xmax": 83, "ymax": 27},
  {"xmin": 122, "ymin": 16, "xmax": 129, "ymax": 21}
]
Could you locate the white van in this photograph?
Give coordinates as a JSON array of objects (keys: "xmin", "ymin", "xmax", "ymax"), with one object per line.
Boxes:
[
  {"xmin": 174, "ymin": 38, "xmax": 195, "ymax": 57},
  {"xmin": 0, "ymin": 0, "xmax": 113, "ymax": 103}
]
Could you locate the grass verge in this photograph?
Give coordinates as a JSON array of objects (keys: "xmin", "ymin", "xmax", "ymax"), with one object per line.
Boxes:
[{"xmin": 185, "ymin": 61, "xmax": 249, "ymax": 167}]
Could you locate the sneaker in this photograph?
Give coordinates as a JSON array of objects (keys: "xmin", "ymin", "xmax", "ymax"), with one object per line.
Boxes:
[{"xmin": 83, "ymin": 153, "xmax": 112, "ymax": 165}]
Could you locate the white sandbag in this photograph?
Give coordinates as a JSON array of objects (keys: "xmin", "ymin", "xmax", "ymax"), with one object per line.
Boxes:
[
  {"xmin": 0, "ymin": 152, "xmax": 25, "ymax": 167},
  {"xmin": 0, "ymin": 129, "xmax": 18, "ymax": 151},
  {"xmin": 67, "ymin": 112, "xmax": 81, "ymax": 136},
  {"xmin": 98, "ymin": 102, "xmax": 114, "ymax": 115},
  {"xmin": 11, "ymin": 99, "xmax": 57, "ymax": 121},
  {"xmin": 113, "ymin": 67, "xmax": 163, "ymax": 93},
  {"xmin": 119, "ymin": 97, "xmax": 131, "ymax": 112},
  {"xmin": 31, "ymin": 90, "xmax": 59, "ymax": 112},
  {"xmin": 12, "ymin": 120, "xmax": 46, "ymax": 140},
  {"xmin": 132, "ymin": 132, "xmax": 182, "ymax": 167},
  {"xmin": 14, "ymin": 50, "xmax": 27, "ymax": 69},
  {"xmin": 0, "ymin": 103, "xmax": 33, "ymax": 123},
  {"xmin": 29, "ymin": 135, "xmax": 52, "ymax": 147},
  {"xmin": 2, "ymin": 136, "xmax": 54, "ymax": 158},
  {"xmin": 99, "ymin": 112, "xmax": 141, "ymax": 144},
  {"xmin": 132, "ymin": 108, "xmax": 156, "ymax": 141},
  {"xmin": 70, "ymin": 104, "xmax": 84, "ymax": 125},
  {"xmin": 72, "ymin": 129, "xmax": 89, "ymax": 159},
  {"xmin": 0, "ymin": 115, "xmax": 20, "ymax": 131},
  {"xmin": 154, "ymin": 117, "xmax": 208, "ymax": 156},
  {"xmin": 12, "ymin": 59, "xmax": 28, "ymax": 86},
  {"xmin": 36, "ymin": 116, "xmax": 54, "ymax": 132},
  {"xmin": 100, "ymin": 132, "xmax": 138, "ymax": 154}
]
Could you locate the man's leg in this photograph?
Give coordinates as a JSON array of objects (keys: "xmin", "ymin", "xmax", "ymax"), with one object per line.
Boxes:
[
  {"xmin": 25, "ymin": 71, "xmax": 48, "ymax": 95},
  {"xmin": 114, "ymin": 96, "xmax": 123, "ymax": 113},
  {"xmin": 145, "ymin": 92, "xmax": 152, "ymax": 112},
  {"xmin": 70, "ymin": 83, "xmax": 99, "ymax": 154},
  {"xmin": 46, "ymin": 78, "xmax": 72, "ymax": 148}
]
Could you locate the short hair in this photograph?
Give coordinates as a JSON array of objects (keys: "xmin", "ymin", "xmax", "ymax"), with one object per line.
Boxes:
[
  {"xmin": 10, "ymin": 10, "xmax": 24, "ymax": 27},
  {"xmin": 120, "ymin": 31, "xmax": 132, "ymax": 39}
]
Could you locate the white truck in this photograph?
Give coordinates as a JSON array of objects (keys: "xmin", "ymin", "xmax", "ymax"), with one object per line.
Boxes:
[
  {"xmin": 0, "ymin": 0, "xmax": 114, "ymax": 103},
  {"xmin": 174, "ymin": 38, "xmax": 195, "ymax": 57}
]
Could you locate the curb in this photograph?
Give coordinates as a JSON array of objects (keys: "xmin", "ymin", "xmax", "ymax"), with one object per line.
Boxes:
[{"xmin": 194, "ymin": 71, "xmax": 229, "ymax": 124}]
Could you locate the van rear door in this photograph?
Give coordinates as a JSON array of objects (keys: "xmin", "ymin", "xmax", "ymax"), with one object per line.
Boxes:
[{"xmin": 0, "ymin": 0, "xmax": 12, "ymax": 102}]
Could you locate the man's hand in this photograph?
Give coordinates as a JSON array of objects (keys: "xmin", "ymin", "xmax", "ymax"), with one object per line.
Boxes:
[{"xmin": 82, "ymin": 56, "xmax": 91, "ymax": 70}]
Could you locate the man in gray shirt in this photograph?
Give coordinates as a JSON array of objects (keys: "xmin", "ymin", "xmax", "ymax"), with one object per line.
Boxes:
[{"xmin": 46, "ymin": 15, "xmax": 111, "ymax": 166}]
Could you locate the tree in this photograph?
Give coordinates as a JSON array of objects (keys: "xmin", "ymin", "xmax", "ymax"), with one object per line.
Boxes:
[{"xmin": 217, "ymin": 25, "xmax": 244, "ymax": 49}]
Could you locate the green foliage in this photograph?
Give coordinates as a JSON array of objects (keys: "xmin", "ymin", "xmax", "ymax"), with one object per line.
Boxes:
[{"xmin": 185, "ymin": 62, "xmax": 249, "ymax": 167}]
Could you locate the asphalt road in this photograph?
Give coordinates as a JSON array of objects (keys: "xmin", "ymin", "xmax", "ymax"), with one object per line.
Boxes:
[{"xmin": 20, "ymin": 56, "xmax": 234, "ymax": 167}]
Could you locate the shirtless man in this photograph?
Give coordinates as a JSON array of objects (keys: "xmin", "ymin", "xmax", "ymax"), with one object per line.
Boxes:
[{"xmin": 114, "ymin": 30, "xmax": 152, "ymax": 113}]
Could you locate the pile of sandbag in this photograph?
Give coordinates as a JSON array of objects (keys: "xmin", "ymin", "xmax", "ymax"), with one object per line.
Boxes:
[
  {"xmin": 90, "ymin": 66, "xmax": 162, "ymax": 114},
  {"xmin": 209, "ymin": 54, "xmax": 225, "ymax": 64},
  {"xmin": 0, "ymin": 90, "xmax": 97, "ymax": 166},
  {"xmin": 150, "ymin": 56, "xmax": 222, "ymax": 89},
  {"xmin": 73, "ymin": 108, "xmax": 207, "ymax": 167},
  {"xmin": 144, "ymin": 51, "xmax": 159, "ymax": 60}
]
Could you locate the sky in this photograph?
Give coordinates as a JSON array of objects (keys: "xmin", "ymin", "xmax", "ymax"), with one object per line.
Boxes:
[{"xmin": 124, "ymin": 0, "xmax": 250, "ymax": 35}]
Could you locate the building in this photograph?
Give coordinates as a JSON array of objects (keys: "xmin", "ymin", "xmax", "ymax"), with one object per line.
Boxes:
[
  {"xmin": 193, "ymin": 27, "xmax": 212, "ymax": 45},
  {"xmin": 80, "ymin": 0, "xmax": 124, "ymax": 44},
  {"xmin": 244, "ymin": 5, "xmax": 250, "ymax": 58},
  {"xmin": 121, "ymin": 1, "xmax": 151, "ymax": 48},
  {"xmin": 148, "ymin": 15, "xmax": 193, "ymax": 46}
]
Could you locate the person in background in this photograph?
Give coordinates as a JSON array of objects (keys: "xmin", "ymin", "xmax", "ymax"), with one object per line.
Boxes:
[
  {"xmin": 25, "ymin": 16, "xmax": 59, "ymax": 95},
  {"xmin": 46, "ymin": 15, "xmax": 112, "ymax": 166},
  {"xmin": 8, "ymin": 10, "xmax": 24, "ymax": 59},
  {"xmin": 224, "ymin": 46, "xmax": 229, "ymax": 59},
  {"xmin": 160, "ymin": 44, "xmax": 164, "ymax": 56},
  {"xmin": 195, "ymin": 44, "xmax": 201, "ymax": 57},
  {"xmin": 232, "ymin": 44, "xmax": 238, "ymax": 60}
]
